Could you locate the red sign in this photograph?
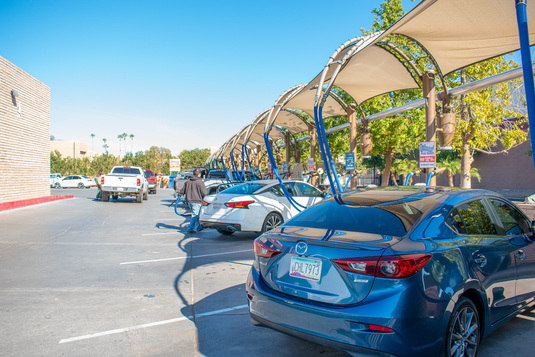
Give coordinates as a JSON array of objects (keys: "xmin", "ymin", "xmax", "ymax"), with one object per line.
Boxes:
[{"xmin": 419, "ymin": 142, "xmax": 435, "ymax": 169}]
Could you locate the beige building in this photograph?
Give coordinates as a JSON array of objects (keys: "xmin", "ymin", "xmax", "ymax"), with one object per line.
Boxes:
[
  {"xmin": 50, "ymin": 141, "xmax": 89, "ymax": 159},
  {"xmin": 0, "ymin": 56, "xmax": 50, "ymax": 204}
]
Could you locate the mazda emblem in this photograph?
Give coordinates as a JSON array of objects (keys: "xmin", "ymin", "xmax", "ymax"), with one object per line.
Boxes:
[{"xmin": 295, "ymin": 241, "xmax": 308, "ymax": 255}]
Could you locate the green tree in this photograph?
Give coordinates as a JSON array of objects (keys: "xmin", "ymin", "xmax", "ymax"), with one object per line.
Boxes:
[
  {"xmin": 179, "ymin": 148, "xmax": 210, "ymax": 169},
  {"xmin": 450, "ymin": 64, "xmax": 526, "ymax": 188}
]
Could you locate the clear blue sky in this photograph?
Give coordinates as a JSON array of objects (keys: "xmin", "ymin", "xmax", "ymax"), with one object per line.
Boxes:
[{"xmin": 0, "ymin": 0, "xmax": 417, "ymax": 156}]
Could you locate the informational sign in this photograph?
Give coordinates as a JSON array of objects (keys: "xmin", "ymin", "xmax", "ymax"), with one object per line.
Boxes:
[
  {"xmin": 283, "ymin": 161, "xmax": 289, "ymax": 172},
  {"xmin": 307, "ymin": 158, "xmax": 314, "ymax": 172},
  {"xmin": 169, "ymin": 159, "xmax": 181, "ymax": 172},
  {"xmin": 345, "ymin": 152, "xmax": 355, "ymax": 171},
  {"xmin": 267, "ymin": 163, "xmax": 272, "ymax": 173},
  {"xmin": 419, "ymin": 141, "xmax": 436, "ymax": 168}
]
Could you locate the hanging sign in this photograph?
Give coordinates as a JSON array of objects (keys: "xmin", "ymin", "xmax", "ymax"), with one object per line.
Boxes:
[
  {"xmin": 169, "ymin": 159, "xmax": 181, "ymax": 172},
  {"xmin": 283, "ymin": 161, "xmax": 289, "ymax": 172},
  {"xmin": 267, "ymin": 163, "xmax": 272, "ymax": 173},
  {"xmin": 345, "ymin": 152, "xmax": 355, "ymax": 171},
  {"xmin": 307, "ymin": 158, "xmax": 315, "ymax": 172},
  {"xmin": 419, "ymin": 141, "xmax": 436, "ymax": 168}
]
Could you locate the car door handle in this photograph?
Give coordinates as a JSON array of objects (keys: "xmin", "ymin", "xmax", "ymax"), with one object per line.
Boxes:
[
  {"xmin": 473, "ymin": 254, "xmax": 487, "ymax": 267},
  {"xmin": 516, "ymin": 250, "xmax": 526, "ymax": 261}
]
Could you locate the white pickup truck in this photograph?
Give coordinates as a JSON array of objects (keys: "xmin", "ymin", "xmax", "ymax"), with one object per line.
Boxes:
[{"xmin": 100, "ymin": 166, "xmax": 148, "ymax": 203}]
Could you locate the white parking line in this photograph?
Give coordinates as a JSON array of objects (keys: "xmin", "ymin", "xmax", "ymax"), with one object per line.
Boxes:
[
  {"xmin": 517, "ymin": 314, "xmax": 535, "ymax": 322},
  {"xmin": 142, "ymin": 232, "xmax": 178, "ymax": 236},
  {"xmin": 119, "ymin": 249, "xmax": 253, "ymax": 265},
  {"xmin": 59, "ymin": 304, "xmax": 248, "ymax": 344}
]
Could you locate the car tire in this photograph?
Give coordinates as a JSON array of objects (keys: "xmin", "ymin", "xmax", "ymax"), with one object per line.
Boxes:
[
  {"xmin": 113, "ymin": 195, "xmax": 118, "ymax": 200},
  {"xmin": 444, "ymin": 297, "xmax": 481, "ymax": 357},
  {"xmin": 78, "ymin": 183, "xmax": 84, "ymax": 189},
  {"xmin": 217, "ymin": 228, "xmax": 234, "ymax": 236},
  {"xmin": 261, "ymin": 212, "xmax": 283, "ymax": 233},
  {"xmin": 136, "ymin": 192, "xmax": 142, "ymax": 203},
  {"xmin": 102, "ymin": 192, "xmax": 110, "ymax": 202},
  {"xmin": 54, "ymin": 182, "xmax": 60, "ymax": 189}
]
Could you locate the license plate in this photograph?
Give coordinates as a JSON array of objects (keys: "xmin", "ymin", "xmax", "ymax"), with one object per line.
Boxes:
[
  {"xmin": 290, "ymin": 256, "xmax": 322, "ymax": 281},
  {"xmin": 212, "ymin": 203, "xmax": 223, "ymax": 209}
]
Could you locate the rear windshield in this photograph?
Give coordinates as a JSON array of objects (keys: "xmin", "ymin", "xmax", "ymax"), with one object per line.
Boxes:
[
  {"xmin": 220, "ymin": 182, "xmax": 265, "ymax": 195},
  {"xmin": 144, "ymin": 171, "xmax": 154, "ymax": 178},
  {"xmin": 287, "ymin": 196, "xmax": 437, "ymax": 236},
  {"xmin": 112, "ymin": 167, "xmax": 142, "ymax": 175}
]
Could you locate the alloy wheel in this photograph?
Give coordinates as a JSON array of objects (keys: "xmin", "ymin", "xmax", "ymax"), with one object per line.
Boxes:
[
  {"xmin": 448, "ymin": 304, "xmax": 480, "ymax": 357},
  {"xmin": 264, "ymin": 213, "xmax": 282, "ymax": 231}
]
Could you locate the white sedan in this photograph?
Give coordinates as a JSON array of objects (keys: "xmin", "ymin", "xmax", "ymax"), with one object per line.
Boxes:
[
  {"xmin": 58, "ymin": 175, "xmax": 96, "ymax": 189},
  {"xmin": 200, "ymin": 180, "xmax": 325, "ymax": 235}
]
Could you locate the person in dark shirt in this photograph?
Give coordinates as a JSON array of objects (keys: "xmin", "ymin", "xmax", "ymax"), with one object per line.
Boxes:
[{"xmin": 179, "ymin": 168, "xmax": 207, "ymax": 233}]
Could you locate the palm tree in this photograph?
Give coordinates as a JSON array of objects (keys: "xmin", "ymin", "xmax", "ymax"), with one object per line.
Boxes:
[
  {"xmin": 90, "ymin": 133, "xmax": 95, "ymax": 152},
  {"xmin": 437, "ymin": 157, "xmax": 461, "ymax": 187},
  {"xmin": 102, "ymin": 138, "xmax": 109, "ymax": 155},
  {"xmin": 122, "ymin": 133, "xmax": 128, "ymax": 154},
  {"xmin": 392, "ymin": 158, "xmax": 419, "ymax": 185},
  {"xmin": 117, "ymin": 134, "xmax": 124, "ymax": 156},
  {"xmin": 129, "ymin": 133, "xmax": 134, "ymax": 153}
]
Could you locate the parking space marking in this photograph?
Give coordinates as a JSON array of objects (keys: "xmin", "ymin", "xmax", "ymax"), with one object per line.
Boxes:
[
  {"xmin": 517, "ymin": 314, "xmax": 535, "ymax": 322},
  {"xmin": 120, "ymin": 249, "xmax": 253, "ymax": 265},
  {"xmin": 142, "ymin": 232, "xmax": 179, "ymax": 236},
  {"xmin": 59, "ymin": 304, "xmax": 248, "ymax": 344}
]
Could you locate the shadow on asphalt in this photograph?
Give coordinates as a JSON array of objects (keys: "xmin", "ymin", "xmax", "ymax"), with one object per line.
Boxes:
[
  {"xmin": 179, "ymin": 284, "xmax": 349, "ymax": 356},
  {"xmin": 173, "ymin": 231, "xmax": 256, "ymax": 306}
]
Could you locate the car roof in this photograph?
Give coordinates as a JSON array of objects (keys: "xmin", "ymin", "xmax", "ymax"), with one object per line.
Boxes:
[{"xmin": 334, "ymin": 186, "xmax": 502, "ymax": 206}]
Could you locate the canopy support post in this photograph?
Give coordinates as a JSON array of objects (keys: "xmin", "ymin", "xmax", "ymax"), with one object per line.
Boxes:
[
  {"xmin": 347, "ymin": 103, "xmax": 358, "ymax": 189},
  {"xmin": 516, "ymin": 0, "xmax": 535, "ymax": 175},
  {"xmin": 422, "ymin": 70, "xmax": 436, "ymax": 186},
  {"xmin": 308, "ymin": 124, "xmax": 317, "ymax": 186}
]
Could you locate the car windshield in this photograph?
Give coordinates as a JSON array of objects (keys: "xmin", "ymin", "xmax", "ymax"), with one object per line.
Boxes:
[
  {"xmin": 286, "ymin": 193, "xmax": 438, "ymax": 236},
  {"xmin": 220, "ymin": 182, "xmax": 265, "ymax": 195}
]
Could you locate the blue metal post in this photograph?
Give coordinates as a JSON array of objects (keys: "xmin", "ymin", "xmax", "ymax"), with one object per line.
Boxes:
[{"xmin": 516, "ymin": 0, "xmax": 535, "ymax": 172}]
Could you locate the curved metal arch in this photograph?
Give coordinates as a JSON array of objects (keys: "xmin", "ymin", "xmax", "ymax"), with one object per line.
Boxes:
[
  {"xmin": 387, "ymin": 33, "xmax": 449, "ymax": 96},
  {"xmin": 375, "ymin": 41, "xmax": 423, "ymax": 87},
  {"xmin": 263, "ymin": 84, "xmax": 306, "ymax": 136}
]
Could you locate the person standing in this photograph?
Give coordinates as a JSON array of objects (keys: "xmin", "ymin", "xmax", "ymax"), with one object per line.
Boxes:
[
  {"xmin": 179, "ymin": 168, "xmax": 207, "ymax": 233},
  {"xmin": 95, "ymin": 169, "xmax": 103, "ymax": 200}
]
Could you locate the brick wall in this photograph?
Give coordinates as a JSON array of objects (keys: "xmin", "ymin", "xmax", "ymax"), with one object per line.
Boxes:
[{"xmin": 0, "ymin": 56, "xmax": 50, "ymax": 204}]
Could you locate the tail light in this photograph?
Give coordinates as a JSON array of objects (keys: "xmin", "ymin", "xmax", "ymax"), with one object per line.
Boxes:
[
  {"xmin": 332, "ymin": 254, "xmax": 431, "ymax": 279},
  {"xmin": 201, "ymin": 200, "xmax": 209, "ymax": 206},
  {"xmin": 225, "ymin": 200, "xmax": 254, "ymax": 209},
  {"xmin": 137, "ymin": 178, "xmax": 141, "ymax": 186},
  {"xmin": 254, "ymin": 238, "xmax": 281, "ymax": 258},
  {"xmin": 101, "ymin": 177, "xmax": 104, "ymax": 185},
  {"xmin": 369, "ymin": 324, "xmax": 394, "ymax": 333}
]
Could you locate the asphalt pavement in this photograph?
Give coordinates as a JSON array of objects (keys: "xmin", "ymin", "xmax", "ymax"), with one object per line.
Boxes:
[{"xmin": 0, "ymin": 187, "xmax": 533, "ymax": 356}]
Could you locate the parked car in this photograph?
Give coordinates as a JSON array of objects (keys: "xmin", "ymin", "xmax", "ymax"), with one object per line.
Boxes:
[
  {"xmin": 200, "ymin": 180, "xmax": 325, "ymax": 235},
  {"xmin": 50, "ymin": 173, "xmax": 63, "ymax": 188},
  {"xmin": 58, "ymin": 175, "xmax": 96, "ymax": 189},
  {"xmin": 144, "ymin": 169, "xmax": 157, "ymax": 194},
  {"xmin": 100, "ymin": 166, "xmax": 148, "ymax": 203},
  {"xmin": 246, "ymin": 186, "xmax": 535, "ymax": 357}
]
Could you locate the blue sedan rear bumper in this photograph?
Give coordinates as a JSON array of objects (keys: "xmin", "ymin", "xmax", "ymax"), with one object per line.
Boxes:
[{"xmin": 246, "ymin": 267, "xmax": 449, "ymax": 357}]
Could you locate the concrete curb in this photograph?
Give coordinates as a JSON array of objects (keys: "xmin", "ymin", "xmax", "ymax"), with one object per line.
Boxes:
[{"xmin": 0, "ymin": 195, "xmax": 74, "ymax": 212}]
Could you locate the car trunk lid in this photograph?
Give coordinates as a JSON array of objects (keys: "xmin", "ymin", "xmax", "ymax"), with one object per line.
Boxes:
[{"xmin": 255, "ymin": 226, "xmax": 400, "ymax": 305}]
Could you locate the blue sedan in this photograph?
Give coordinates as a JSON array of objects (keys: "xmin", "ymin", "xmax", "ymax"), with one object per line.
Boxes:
[{"xmin": 246, "ymin": 186, "xmax": 535, "ymax": 356}]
